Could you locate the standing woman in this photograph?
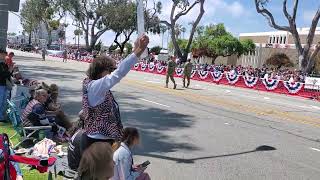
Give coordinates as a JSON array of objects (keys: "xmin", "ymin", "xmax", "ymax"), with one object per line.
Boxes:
[{"xmin": 80, "ymin": 35, "xmax": 149, "ymax": 153}]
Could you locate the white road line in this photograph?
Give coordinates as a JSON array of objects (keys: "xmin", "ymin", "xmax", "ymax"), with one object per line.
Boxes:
[
  {"xmin": 310, "ymin": 147, "xmax": 320, "ymax": 152},
  {"xmin": 311, "ymin": 105, "xmax": 320, "ymax": 110},
  {"xmin": 139, "ymin": 98, "xmax": 170, "ymax": 108},
  {"xmin": 146, "ymin": 80, "xmax": 161, "ymax": 84},
  {"xmin": 264, "ymin": 97, "xmax": 270, "ymax": 100}
]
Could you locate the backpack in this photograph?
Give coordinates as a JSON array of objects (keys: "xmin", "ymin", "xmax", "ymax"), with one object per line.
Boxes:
[{"xmin": 0, "ymin": 133, "xmax": 17, "ymax": 180}]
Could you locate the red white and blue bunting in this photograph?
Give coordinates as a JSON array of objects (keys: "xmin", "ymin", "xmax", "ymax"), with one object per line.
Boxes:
[
  {"xmin": 148, "ymin": 64, "xmax": 155, "ymax": 72},
  {"xmin": 198, "ymin": 70, "xmax": 209, "ymax": 79},
  {"xmin": 211, "ymin": 71, "xmax": 223, "ymax": 82},
  {"xmin": 140, "ymin": 63, "xmax": 147, "ymax": 71},
  {"xmin": 134, "ymin": 63, "xmax": 139, "ymax": 70},
  {"xmin": 175, "ymin": 68, "xmax": 184, "ymax": 77},
  {"xmin": 156, "ymin": 65, "xmax": 165, "ymax": 73},
  {"xmin": 226, "ymin": 73, "xmax": 239, "ymax": 84},
  {"xmin": 283, "ymin": 81, "xmax": 303, "ymax": 94},
  {"xmin": 190, "ymin": 70, "xmax": 196, "ymax": 78},
  {"xmin": 243, "ymin": 75, "xmax": 259, "ymax": 88},
  {"xmin": 262, "ymin": 78, "xmax": 279, "ymax": 90}
]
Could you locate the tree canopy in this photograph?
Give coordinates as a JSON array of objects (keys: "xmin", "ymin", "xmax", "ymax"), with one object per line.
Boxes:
[
  {"xmin": 103, "ymin": 0, "xmax": 162, "ymax": 54},
  {"xmin": 192, "ymin": 24, "xmax": 256, "ymax": 63}
]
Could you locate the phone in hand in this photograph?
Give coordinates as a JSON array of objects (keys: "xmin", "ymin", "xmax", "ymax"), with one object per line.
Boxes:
[{"xmin": 140, "ymin": 160, "xmax": 151, "ymax": 168}]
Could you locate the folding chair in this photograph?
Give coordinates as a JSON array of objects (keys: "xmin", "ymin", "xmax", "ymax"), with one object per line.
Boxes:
[{"xmin": 6, "ymin": 100, "xmax": 52, "ymax": 149}]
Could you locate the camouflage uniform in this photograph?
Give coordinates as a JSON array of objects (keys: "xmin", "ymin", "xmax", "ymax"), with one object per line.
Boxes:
[
  {"xmin": 166, "ymin": 59, "xmax": 177, "ymax": 89},
  {"xmin": 183, "ymin": 61, "xmax": 193, "ymax": 88}
]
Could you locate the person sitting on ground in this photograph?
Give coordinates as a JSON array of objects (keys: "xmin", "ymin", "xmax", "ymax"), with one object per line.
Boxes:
[
  {"xmin": 45, "ymin": 83, "xmax": 72, "ymax": 131},
  {"xmin": 67, "ymin": 110, "xmax": 85, "ymax": 171},
  {"xmin": 77, "ymin": 142, "xmax": 114, "ymax": 180},
  {"xmin": 112, "ymin": 127, "xmax": 151, "ymax": 180},
  {"xmin": 21, "ymin": 89, "xmax": 56, "ymax": 137},
  {"xmin": 80, "ymin": 35, "xmax": 149, "ymax": 155}
]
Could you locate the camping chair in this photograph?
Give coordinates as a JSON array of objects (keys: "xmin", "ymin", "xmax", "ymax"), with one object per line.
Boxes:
[
  {"xmin": 6, "ymin": 100, "xmax": 52, "ymax": 149},
  {"xmin": 0, "ymin": 133, "xmax": 57, "ymax": 180}
]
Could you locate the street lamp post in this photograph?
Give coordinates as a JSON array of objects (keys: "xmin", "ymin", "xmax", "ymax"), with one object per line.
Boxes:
[{"xmin": 0, "ymin": 0, "xmax": 9, "ymax": 50}]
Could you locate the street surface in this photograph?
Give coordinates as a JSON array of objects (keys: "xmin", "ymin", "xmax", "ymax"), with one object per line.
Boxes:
[{"xmin": 14, "ymin": 51, "xmax": 320, "ymax": 180}]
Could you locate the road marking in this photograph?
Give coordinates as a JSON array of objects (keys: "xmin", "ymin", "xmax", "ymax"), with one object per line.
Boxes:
[
  {"xmin": 311, "ymin": 106, "xmax": 320, "ymax": 110},
  {"xmin": 264, "ymin": 97, "xmax": 270, "ymax": 100},
  {"xmin": 224, "ymin": 123, "xmax": 230, "ymax": 125},
  {"xmin": 124, "ymin": 78, "xmax": 320, "ymax": 128},
  {"xmin": 310, "ymin": 147, "xmax": 320, "ymax": 152},
  {"xmin": 146, "ymin": 80, "xmax": 161, "ymax": 84},
  {"xmin": 225, "ymin": 90, "xmax": 231, "ymax": 93},
  {"xmin": 139, "ymin": 98, "xmax": 170, "ymax": 108}
]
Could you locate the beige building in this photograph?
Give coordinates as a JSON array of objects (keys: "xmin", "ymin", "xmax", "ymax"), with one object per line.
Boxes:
[{"xmin": 238, "ymin": 27, "xmax": 320, "ymax": 68}]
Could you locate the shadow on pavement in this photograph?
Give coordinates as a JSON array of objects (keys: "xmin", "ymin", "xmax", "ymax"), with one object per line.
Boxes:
[
  {"xmin": 114, "ymin": 91, "xmax": 200, "ymax": 154},
  {"xmin": 140, "ymin": 145, "xmax": 276, "ymax": 164}
]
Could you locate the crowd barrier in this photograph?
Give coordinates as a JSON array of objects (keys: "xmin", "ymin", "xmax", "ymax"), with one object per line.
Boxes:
[
  {"xmin": 48, "ymin": 54, "xmax": 320, "ymax": 100},
  {"xmin": 132, "ymin": 63, "xmax": 320, "ymax": 100},
  {"xmin": 49, "ymin": 54, "xmax": 93, "ymax": 63}
]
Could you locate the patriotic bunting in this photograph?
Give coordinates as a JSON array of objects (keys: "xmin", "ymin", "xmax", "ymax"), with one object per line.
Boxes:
[
  {"xmin": 243, "ymin": 75, "xmax": 259, "ymax": 87},
  {"xmin": 198, "ymin": 70, "xmax": 209, "ymax": 79},
  {"xmin": 134, "ymin": 63, "xmax": 139, "ymax": 70},
  {"xmin": 262, "ymin": 78, "xmax": 279, "ymax": 90},
  {"xmin": 130, "ymin": 63, "xmax": 316, "ymax": 98},
  {"xmin": 148, "ymin": 64, "xmax": 155, "ymax": 72},
  {"xmin": 283, "ymin": 81, "xmax": 303, "ymax": 94},
  {"xmin": 175, "ymin": 68, "xmax": 184, "ymax": 77},
  {"xmin": 211, "ymin": 71, "xmax": 223, "ymax": 82},
  {"xmin": 190, "ymin": 70, "xmax": 196, "ymax": 78},
  {"xmin": 226, "ymin": 73, "xmax": 239, "ymax": 84},
  {"xmin": 140, "ymin": 63, "xmax": 147, "ymax": 71},
  {"xmin": 156, "ymin": 65, "xmax": 165, "ymax": 73}
]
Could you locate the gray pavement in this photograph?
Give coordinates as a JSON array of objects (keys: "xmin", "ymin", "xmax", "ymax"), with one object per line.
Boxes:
[{"xmin": 14, "ymin": 53, "xmax": 320, "ymax": 180}]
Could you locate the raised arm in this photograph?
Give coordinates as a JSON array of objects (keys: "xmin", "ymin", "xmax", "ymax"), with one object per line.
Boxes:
[{"xmin": 87, "ymin": 35, "xmax": 150, "ymax": 107}]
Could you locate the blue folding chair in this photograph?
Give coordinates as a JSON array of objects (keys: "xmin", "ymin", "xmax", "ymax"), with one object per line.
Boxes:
[{"xmin": 6, "ymin": 100, "xmax": 51, "ymax": 148}]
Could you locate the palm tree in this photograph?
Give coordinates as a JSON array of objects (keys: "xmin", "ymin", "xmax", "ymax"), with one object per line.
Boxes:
[
  {"xmin": 160, "ymin": 25, "xmax": 167, "ymax": 48},
  {"xmin": 174, "ymin": 24, "xmax": 183, "ymax": 39},
  {"xmin": 181, "ymin": 26, "xmax": 186, "ymax": 39}
]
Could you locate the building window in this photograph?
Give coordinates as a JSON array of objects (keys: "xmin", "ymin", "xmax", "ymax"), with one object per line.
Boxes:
[
  {"xmin": 280, "ymin": 36, "xmax": 283, "ymax": 44},
  {"xmin": 273, "ymin": 36, "xmax": 276, "ymax": 43},
  {"xmin": 283, "ymin": 36, "xmax": 287, "ymax": 44},
  {"xmin": 276, "ymin": 36, "xmax": 279, "ymax": 44},
  {"xmin": 269, "ymin": 36, "xmax": 272, "ymax": 43}
]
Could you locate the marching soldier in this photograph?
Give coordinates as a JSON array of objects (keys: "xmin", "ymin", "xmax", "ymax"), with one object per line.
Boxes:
[
  {"xmin": 183, "ymin": 59, "xmax": 193, "ymax": 88},
  {"xmin": 165, "ymin": 56, "xmax": 177, "ymax": 89}
]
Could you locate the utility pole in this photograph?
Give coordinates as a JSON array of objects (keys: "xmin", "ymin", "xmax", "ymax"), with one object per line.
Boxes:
[
  {"xmin": 0, "ymin": 0, "xmax": 20, "ymax": 50},
  {"xmin": 0, "ymin": 0, "xmax": 9, "ymax": 50}
]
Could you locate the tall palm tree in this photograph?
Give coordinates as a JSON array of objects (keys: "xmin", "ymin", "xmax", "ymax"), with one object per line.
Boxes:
[
  {"xmin": 160, "ymin": 25, "xmax": 167, "ymax": 48},
  {"xmin": 181, "ymin": 26, "xmax": 186, "ymax": 39}
]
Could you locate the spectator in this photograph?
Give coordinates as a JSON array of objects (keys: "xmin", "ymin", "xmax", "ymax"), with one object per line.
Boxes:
[
  {"xmin": 77, "ymin": 142, "xmax": 114, "ymax": 180},
  {"xmin": 112, "ymin": 127, "xmax": 151, "ymax": 180},
  {"xmin": 21, "ymin": 89, "xmax": 50, "ymax": 127},
  {"xmin": 5, "ymin": 52, "xmax": 15, "ymax": 71},
  {"xmin": 80, "ymin": 35, "xmax": 149, "ymax": 154},
  {"xmin": 42, "ymin": 48, "xmax": 46, "ymax": 61},
  {"xmin": 63, "ymin": 49, "xmax": 68, "ymax": 63},
  {"xmin": 0, "ymin": 49, "xmax": 12, "ymax": 122},
  {"xmin": 45, "ymin": 84, "xmax": 72, "ymax": 131}
]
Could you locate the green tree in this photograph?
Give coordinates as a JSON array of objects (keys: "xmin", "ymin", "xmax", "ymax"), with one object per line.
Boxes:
[
  {"xmin": 125, "ymin": 43, "xmax": 133, "ymax": 55},
  {"xmin": 103, "ymin": 0, "xmax": 162, "ymax": 55},
  {"xmin": 169, "ymin": 39, "xmax": 189, "ymax": 55},
  {"xmin": 62, "ymin": 0, "xmax": 110, "ymax": 51},
  {"xmin": 150, "ymin": 46, "xmax": 162, "ymax": 55},
  {"xmin": 192, "ymin": 24, "xmax": 255, "ymax": 64},
  {"xmin": 20, "ymin": 0, "xmax": 40, "ymax": 44},
  {"xmin": 161, "ymin": 0, "xmax": 206, "ymax": 62}
]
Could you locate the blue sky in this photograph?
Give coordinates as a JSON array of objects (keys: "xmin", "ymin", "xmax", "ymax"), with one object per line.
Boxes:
[{"xmin": 8, "ymin": 0, "xmax": 320, "ymax": 47}]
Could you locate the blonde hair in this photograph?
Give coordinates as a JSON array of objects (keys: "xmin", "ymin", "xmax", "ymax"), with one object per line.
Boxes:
[{"xmin": 78, "ymin": 142, "xmax": 114, "ymax": 179}]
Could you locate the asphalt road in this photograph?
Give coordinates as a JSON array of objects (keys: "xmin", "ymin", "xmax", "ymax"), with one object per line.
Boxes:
[{"xmin": 14, "ymin": 53, "xmax": 320, "ymax": 180}]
